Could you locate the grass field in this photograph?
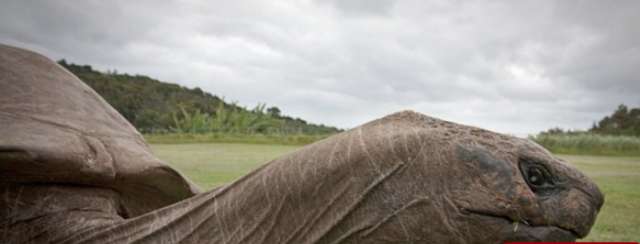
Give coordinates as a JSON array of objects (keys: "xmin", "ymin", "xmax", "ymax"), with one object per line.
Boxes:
[
  {"xmin": 152, "ymin": 143, "xmax": 299, "ymax": 188},
  {"xmin": 146, "ymin": 133, "xmax": 332, "ymax": 146},
  {"xmin": 151, "ymin": 143, "xmax": 639, "ymax": 242}
]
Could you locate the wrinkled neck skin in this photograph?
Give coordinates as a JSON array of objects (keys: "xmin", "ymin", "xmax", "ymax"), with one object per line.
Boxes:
[
  {"xmin": 0, "ymin": 44, "xmax": 603, "ymax": 243},
  {"xmin": 73, "ymin": 115, "xmax": 602, "ymax": 244},
  {"xmin": 198, "ymin": 117, "xmax": 604, "ymax": 243}
]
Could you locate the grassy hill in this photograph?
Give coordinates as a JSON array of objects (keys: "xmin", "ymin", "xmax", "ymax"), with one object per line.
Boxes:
[{"xmin": 58, "ymin": 60, "xmax": 341, "ymax": 136}]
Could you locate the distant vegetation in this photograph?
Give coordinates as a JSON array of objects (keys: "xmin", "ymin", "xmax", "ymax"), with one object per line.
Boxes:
[
  {"xmin": 531, "ymin": 104, "xmax": 640, "ymax": 156},
  {"xmin": 532, "ymin": 133, "xmax": 640, "ymax": 156},
  {"xmin": 590, "ymin": 104, "xmax": 640, "ymax": 136},
  {"xmin": 58, "ymin": 60, "xmax": 341, "ymax": 144}
]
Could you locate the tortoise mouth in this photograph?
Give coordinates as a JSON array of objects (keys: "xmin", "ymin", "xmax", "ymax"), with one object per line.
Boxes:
[{"xmin": 462, "ymin": 209, "xmax": 579, "ymax": 242}]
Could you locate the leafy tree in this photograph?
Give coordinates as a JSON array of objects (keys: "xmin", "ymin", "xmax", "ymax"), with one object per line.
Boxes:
[
  {"xmin": 267, "ymin": 106, "xmax": 281, "ymax": 117},
  {"xmin": 590, "ymin": 104, "xmax": 640, "ymax": 136},
  {"xmin": 58, "ymin": 60, "xmax": 341, "ymax": 135}
]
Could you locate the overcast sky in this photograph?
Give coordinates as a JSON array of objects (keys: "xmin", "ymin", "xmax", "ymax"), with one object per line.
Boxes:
[{"xmin": 1, "ymin": 0, "xmax": 638, "ymax": 136}]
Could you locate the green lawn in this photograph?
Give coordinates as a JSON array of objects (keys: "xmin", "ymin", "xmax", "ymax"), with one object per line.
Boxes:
[
  {"xmin": 151, "ymin": 143, "xmax": 639, "ymax": 242},
  {"xmin": 152, "ymin": 143, "xmax": 299, "ymax": 189}
]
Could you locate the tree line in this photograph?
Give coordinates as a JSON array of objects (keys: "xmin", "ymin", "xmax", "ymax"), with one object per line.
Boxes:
[
  {"xmin": 590, "ymin": 104, "xmax": 640, "ymax": 137},
  {"xmin": 58, "ymin": 60, "xmax": 342, "ymax": 135},
  {"xmin": 540, "ymin": 104, "xmax": 640, "ymax": 137}
]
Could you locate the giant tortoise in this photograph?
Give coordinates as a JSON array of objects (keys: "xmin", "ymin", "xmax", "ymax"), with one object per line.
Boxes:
[{"xmin": 0, "ymin": 44, "xmax": 603, "ymax": 243}]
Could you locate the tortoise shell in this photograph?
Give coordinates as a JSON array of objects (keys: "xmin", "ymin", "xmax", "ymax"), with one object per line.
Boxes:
[{"xmin": 0, "ymin": 44, "xmax": 200, "ymax": 217}]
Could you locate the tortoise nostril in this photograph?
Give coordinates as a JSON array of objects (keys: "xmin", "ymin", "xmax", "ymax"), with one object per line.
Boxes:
[
  {"xmin": 568, "ymin": 185, "xmax": 605, "ymax": 237},
  {"xmin": 594, "ymin": 190, "xmax": 604, "ymax": 211},
  {"xmin": 575, "ymin": 184, "xmax": 605, "ymax": 211}
]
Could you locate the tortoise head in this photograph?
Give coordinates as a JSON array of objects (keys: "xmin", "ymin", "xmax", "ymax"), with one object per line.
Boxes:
[
  {"xmin": 450, "ymin": 132, "xmax": 604, "ymax": 242},
  {"xmin": 332, "ymin": 111, "xmax": 603, "ymax": 243}
]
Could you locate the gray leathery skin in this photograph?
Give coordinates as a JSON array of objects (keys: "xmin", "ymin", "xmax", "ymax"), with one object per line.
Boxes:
[{"xmin": 0, "ymin": 44, "xmax": 603, "ymax": 243}]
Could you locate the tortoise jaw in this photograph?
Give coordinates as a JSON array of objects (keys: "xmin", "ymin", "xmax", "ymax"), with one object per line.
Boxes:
[{"xmin": 461, "ymin": 208, "xmax": 580, "ymax": 242}]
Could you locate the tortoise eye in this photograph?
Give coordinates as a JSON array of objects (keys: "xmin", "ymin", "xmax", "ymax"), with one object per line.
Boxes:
[
  {"xmin": 519, "ymin": 157, "xmax": 557, "ymax": 196},
  {"xmin": 527, "ymin": 166, "xmax": 548, "ymax": 187}
]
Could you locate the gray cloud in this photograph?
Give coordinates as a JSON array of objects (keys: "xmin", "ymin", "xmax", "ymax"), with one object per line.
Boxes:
[{"xmin": 1, "ymin": 0, "xmax": 638, "ymax": 135}]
